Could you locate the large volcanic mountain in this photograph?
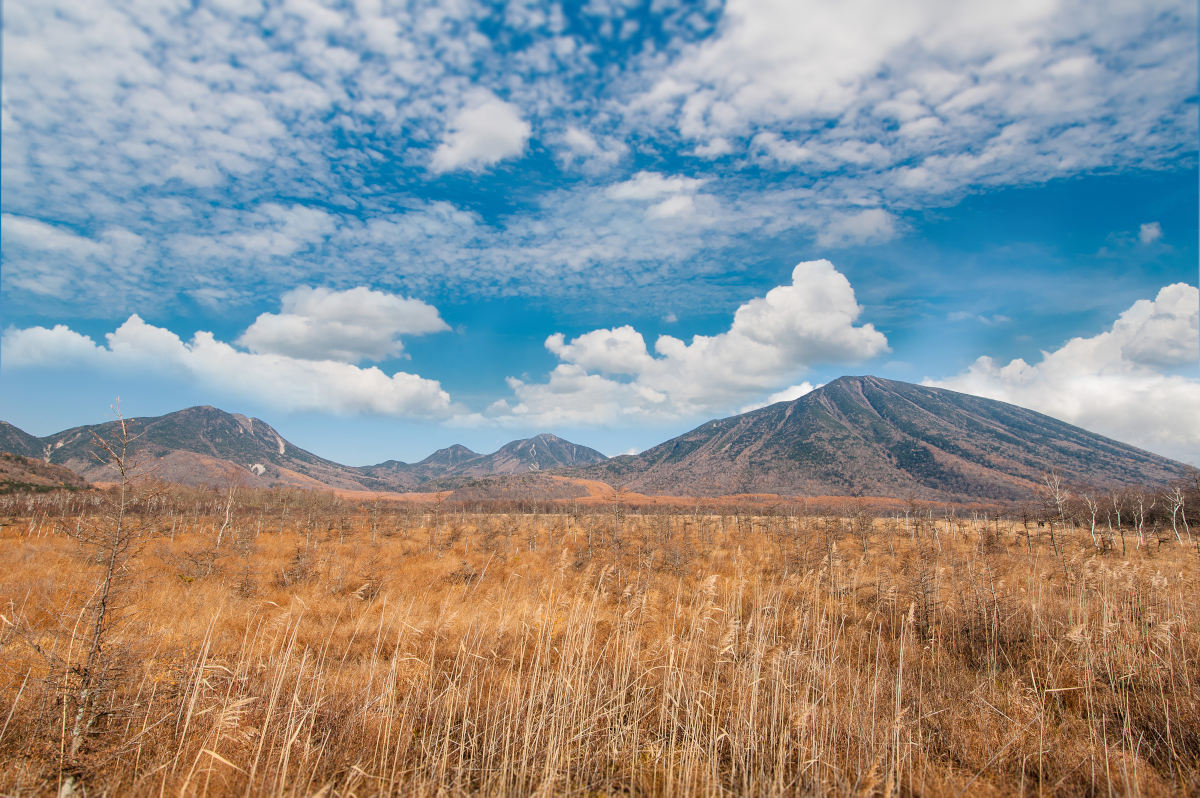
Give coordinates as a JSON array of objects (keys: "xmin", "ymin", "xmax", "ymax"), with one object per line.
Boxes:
[
  {"xmin": 1, "ymin": 407, "xmax": 606, "ymax": 490},
  {"xmin": 578, "ymin": 376, "xmax": 1191, "ymax": 501}
]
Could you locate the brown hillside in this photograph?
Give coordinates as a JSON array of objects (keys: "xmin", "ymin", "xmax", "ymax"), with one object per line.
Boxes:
[{"xmin": 0, "ymin": 452, "xmax": 89, "ymax": 493}]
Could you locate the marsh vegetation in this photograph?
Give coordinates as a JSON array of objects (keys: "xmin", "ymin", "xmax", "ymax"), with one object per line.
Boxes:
[{"xmin": 0, "ymin": 482, "xmax": 1197, "ymax": 796}]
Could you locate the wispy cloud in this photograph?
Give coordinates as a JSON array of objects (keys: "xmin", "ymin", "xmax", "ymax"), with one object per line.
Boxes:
[
  {"xmin": 2, "ymin": 0, "xmax": 1193, "ymax": 320},
  {"xmin": 816, "ymin": 208, "xmax": 897, "ymax": 248},
  {"xmin": 1139, "ymin": 221, "xmax": 1163, "ymax": 245},
  {"xmin": 946, "ymin": 311, "xmax": 1012, "ymax": 326},
  {"xmin": 642, "ymin": 0, "xmax": 1196, "ymax": 202}
]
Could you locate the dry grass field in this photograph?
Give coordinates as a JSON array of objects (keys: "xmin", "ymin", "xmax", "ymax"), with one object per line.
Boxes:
[{"xmin": 0, "ymin": 485, "xmax": 1197, "ymax": 796}]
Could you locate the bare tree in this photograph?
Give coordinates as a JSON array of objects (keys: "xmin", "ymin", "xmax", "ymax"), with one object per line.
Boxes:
[
  {"xmin": 1041, "ymin": 472, "xmax": 1069, "ymax": 556},
  {"xmin": 1166, "ymin": 485, "xmax": 1191, "ymax": 544},
  {"xmin": 1109, "ymin": 490, "xmax": 1127, "ymax": 555},
  {"xmin": 1182, "ymin": 486, "xmax": 1192, "ymax": 544},
  {"xmin": 1081, "ymin": 492, "xmax": 1102, "ymax": 552},
  {"xmin": 1132, "ymin": 491, "xmax": 1153, "ymax": 548},
  {"xmin": 52, "ymin": 402, "xmax": 158, "ymax": 794},
  {"xmin": 215, "ymin": 478, "xmax": 240, "ymax": 549}
]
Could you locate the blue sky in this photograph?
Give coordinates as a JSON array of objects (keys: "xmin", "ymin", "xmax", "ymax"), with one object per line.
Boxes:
[{"xmin": 2, "ymin": 0, "xmax": 1198, "ymax": 466}]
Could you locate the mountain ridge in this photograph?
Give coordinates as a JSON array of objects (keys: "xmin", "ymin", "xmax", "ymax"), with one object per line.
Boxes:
[
  {"xmin": 0, "ymin": 408, "xmax": 607, "ymax": 491},
  {"xmin": 0, "ymin": 377, "xmax": 1190, "ymax": 500},
  {"xmin": 574, "ymin": 375, "xmax": 1190, "ymax": 501}
]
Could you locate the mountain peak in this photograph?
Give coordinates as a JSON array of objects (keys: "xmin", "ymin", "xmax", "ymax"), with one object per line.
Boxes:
[
  {"xmin": 581, "ymin": 376, "xmax": 1189, "ymax": 501},
  {"xmin": 180, "ymin": 404, "xmax": 226, "ymax": 415},
  {"xmin": 3, "ymin": 405, "xmax": 375, "ymax": 491},
  {"xmin": 418, "ymin": 444, "xmax": 480, "ymax": 467},
  {"xmin": 819, "ymin": 374, "xmax": 891, "ymax": 392}
]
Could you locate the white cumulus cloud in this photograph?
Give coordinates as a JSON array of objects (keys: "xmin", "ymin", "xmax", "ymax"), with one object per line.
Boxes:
[
  {"xmin": 237, "ymin": 286, "xmax": 449, "ymax": 363},
  {"xmin": 492, "ymin": 259, "xmax": 888, "ymax": 425},
  {"xmin": 430, "ymin": 90, "xmax": 531, "ymax": 173},
  {"xmin": 929, "ymin": 283, "xmax": 1200, "ymax": 464},
  {"xmin": 3, "ymin": 308, "xmax": 457, "ymax": 419},
  {"xmin": 545, "ymin": 325, "xmax": 655, "ymax": 375}
]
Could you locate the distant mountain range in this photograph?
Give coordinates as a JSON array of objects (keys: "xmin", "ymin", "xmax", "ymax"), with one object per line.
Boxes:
[
  {"xmin": 0, "ymin": 407, "xmax": 606, "ymax": 491},
  {"xmin": 359, "ymin": 435, "xmax": 610, "ymax": 490},
  {"xmin": 0, "ymin": 376, "xmax": 1190, "ymax": 500},
  {"xmin": 576, "ymin": 376, "xmax": 1190, "ymax": 501}
]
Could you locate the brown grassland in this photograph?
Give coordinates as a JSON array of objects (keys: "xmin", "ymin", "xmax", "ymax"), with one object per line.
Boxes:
[{"xmin": 0, "ymin": 482, "xmax": 1197, "ymax": 796}]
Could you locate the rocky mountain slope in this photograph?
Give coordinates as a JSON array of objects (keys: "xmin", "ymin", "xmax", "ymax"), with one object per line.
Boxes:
[{"xmin": 577, "ymin": 376, "xmax": 1191, "ymax": 501}]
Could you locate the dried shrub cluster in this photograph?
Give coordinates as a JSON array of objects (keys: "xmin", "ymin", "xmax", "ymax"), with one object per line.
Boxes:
[{"xmin": 0, "ymin": 486, "xmax": 1198, "ymax": 796}]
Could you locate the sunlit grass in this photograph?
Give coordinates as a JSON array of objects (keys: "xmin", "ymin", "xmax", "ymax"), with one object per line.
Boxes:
[{"xmin": 1, "ymin": 492, "xmax": 1197, "ymax": 795}]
